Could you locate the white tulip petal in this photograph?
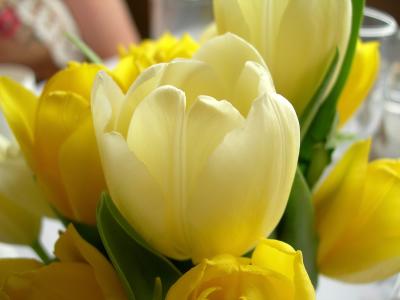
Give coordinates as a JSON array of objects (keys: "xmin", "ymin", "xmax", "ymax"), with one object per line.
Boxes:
[
  {"xmin": 270, "ymin": 0, "xmax": 352, "ymax": 114},
  {"xmin": 158, "ymin": 60, "xmax": 225, "ymax": 107},
  {"xmin": 91, "ymin": 72, "xmax": 125, "ymax": 132},
  {"xmin": 194, "ymin": 33, "xmax": 267, "ymax": 97},
  {"xmin": 92, "ymin": 73, "xmax": 121, "ymax": 136},
  {"xmin": 116, "ymin": 64, "xmax": 168, "ymax": 136},
  {"xmin": 0, "ymin": 156, "xmax": 46, "ymax": 244},
  {"xmin": 126, "ymin": 85, "xmax": 189, "ymax": 256},
  {"xmin": 187, "ymin": 92, "xmax": 299, "ymax": 262},
  {"xmin": 213, "ymin": 0, "xmax": 250, "ymax": 38},
  {"xmin": 99, "ymin": 132, "xmax": 186, "ymax": 259},
  {"xmin": 185, "ymin": 95, "xmax": 245, "ymax": 194},
  {"xmin": 127, "ymin": 85, "xmax": 185, "ymax": 196},
  {"xmin": 231, "ymin": 61, "xmax": 275, "ymax": 116}
]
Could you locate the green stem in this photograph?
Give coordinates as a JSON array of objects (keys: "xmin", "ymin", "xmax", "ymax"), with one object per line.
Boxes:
[
  {"xmin": 31, "ymin": 239, "xmax": 51, "ymax": 264},
  {"xmin": 65, "ymin": 32, "xmax": 103, "ymax": 64}
]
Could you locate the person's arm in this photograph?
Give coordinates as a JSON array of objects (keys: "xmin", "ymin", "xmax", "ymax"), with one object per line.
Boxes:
[{"xmin": 64, "ymin": 0, "xmax": 139, "ymax": 59}]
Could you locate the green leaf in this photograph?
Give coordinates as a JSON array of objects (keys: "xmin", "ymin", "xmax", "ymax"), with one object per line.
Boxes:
[
  {"xmin": 300, "ymin": 49, "xmax": 339, "ymax": 141},
  {"xmin": 277, "ymin": 168, "xmax": 319, "ymax": 287},
  {"xmin": 65, "ymin": 32, "xmax": 103, "ymax": 64},
  {"xmin": 300, "ymin": 0, "xmax": 365, "ymax": 185},
  {"xmin": 97, "ymin": 193, "xmax": 181, "ymax": 300}
]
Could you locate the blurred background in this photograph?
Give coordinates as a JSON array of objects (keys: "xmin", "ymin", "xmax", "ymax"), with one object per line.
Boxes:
[{"xmin": 1, "ymin": 1, "xmax": 400, "ymax": 299}]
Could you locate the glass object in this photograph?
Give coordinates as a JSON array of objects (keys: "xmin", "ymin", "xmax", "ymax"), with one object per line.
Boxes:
[
  {"xmin": 373, "ymin": 59, "xmax": 400, "ymax": 157},
  {"xmin": 150, "ymin": 0, "xmax": 213, "ymax": 38},
  {"xmin": 344, "ymin": 7, "xmax": 398, "ymax": 139}
]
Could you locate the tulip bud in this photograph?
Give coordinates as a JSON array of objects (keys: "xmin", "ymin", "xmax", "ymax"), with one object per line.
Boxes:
[
  {"xmin": 92, "ymin": 33, "xmax": 300, "ymax": 262},
  {"xmin": 314, "ymin": 140, "xmax": 400, "ymax": 283},
  {"xmin": 337, "ymin": 40, "xmax": 380, "ymax": 126},
  {"xmin": 0, "ymin": 225, "xmax": 127, "ymax": 299},
  {"xmin": 166, "ymin": 239, "xmax": 315, "ymax": 299},
  {"xmin": 212, "ymin": 0, "xmax": 352, "ymax": 116}
]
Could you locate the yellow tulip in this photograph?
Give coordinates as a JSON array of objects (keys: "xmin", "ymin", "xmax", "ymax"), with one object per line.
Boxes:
[
  {"xmin": 0, "ymin": 134, "xmax": 52, "ymax": 245},
  {"xmin": 92, "ymin": 33, "xmax": 300, "ymax": 262},
  {"xmin": 337, "ymin": 40, "xmax": 380, "ymax": 126},
  {"xmin": 0, "ymin": 64, "xmax": 106, "ymax": 225},
  {"xmin": 314, "ymin": 140, "xmax": 400, "ymax": 283},
  {"xmin": 114, "ymin": 33, "xmax": 199, "ymax": 92},
  {"xmin": 166, "ymin": 239, "xmax": 315, "ymax": 299},
  {"xmin": 0, "ymin": 225, "xmax": 127, "ymax": 299},
  {"xmin": 212, "ymin": 0, "xmax": 352, "ymax": 116}
]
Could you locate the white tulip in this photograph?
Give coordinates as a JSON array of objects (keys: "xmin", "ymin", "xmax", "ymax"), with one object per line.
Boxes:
[{"xmin": 92, "ymin": 33, "xmax": 300, "ymax": 262}]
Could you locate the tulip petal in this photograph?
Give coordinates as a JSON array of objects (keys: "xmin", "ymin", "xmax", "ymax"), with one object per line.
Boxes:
[
  {"xmin": 126, "ymin": 86, "xmax": 189, "ymax": 256},
  {"xmin": 0, "ymin": 156, "xmax": 47, "ymax": 244},
  {"xmin": 116, "ymin": 64, "xmax": 167, "ymax": 136},
  {"xmin": 92, "ymin": 72, "xmax": 125, "ymax": 134},
  {"xmin": 158, "ymin": 60, "xmax": 224, "ymax": 107},
  {"xmin": 231, "ymin": 61, "xmax": 275, "ymax": 116},
  {"xmin": 268, "ymin": 0, "xmax": 351, "ymax": 115},
  {"xmin": 187, "ymin": 92, "xmax": 299, "ymax": 262},
  {"xmin": 55, "ymin": 225, "xmax": 127, "ymax": 299},
  {"xmin": 111, "ymin": 55, "xmax": 140, "ymax": 92},
  {"xmin": 34, "ymin": 91, "xmax": 90, "ymax": 219},
  {"xmin": 0, "ymin": 259, "xmax": 42, "ymax": 284},
  {"xmin": 41, "ymin": 63, "xmax": 104, "ymax": 101},
  {"xmin": 213, "ymin": 0, "xmax": 250, "ymax": 40},
  {"xmin": 98, "ymin": 132, "xmax": 174, "ymax": 258},
  {"xmin": 2, "ymin": 262, "xmax": 104, "ymax": 300},
  {"xmin": 314, "ymin": 140, "xmax": 370, "ymax": 262},
  {"xmin": 252, "ymin": 240, "xmax": 315, "ymax": 299},
  {"xmin": 194, "ymin": 33, "xmax": 267, "ymax": 101},
  {"xmin": 92, "ymin": 75, "xmax": 175, "ymax": 257},
  {"xmin": 186, "ymin": 95, "xmax": 244, "ymax": 193},
  {"xmin": 58, "ymin": 118, "xmax": 106, "ymax": 224},
  {"xmin": 0, "ymin": 77, "xmax": 37, "ymax": 166},
  {"xmin": 319, "ymin": 160, "xmax": 400, "ymax": 283},
  {"xmin": 337, "ymin": 41, "xmax": 380, "ymax": 126}
]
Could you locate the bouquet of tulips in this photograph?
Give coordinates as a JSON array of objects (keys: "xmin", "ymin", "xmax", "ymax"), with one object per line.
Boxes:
[{"xmin": 0, "ymin": 0, "xmax": 395, "ymax": 299}]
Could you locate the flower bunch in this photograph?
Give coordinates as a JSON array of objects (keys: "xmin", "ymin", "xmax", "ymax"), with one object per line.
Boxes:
[{"xmin": 0, "ymin": 0, "xmax": 396, "ymax": 299}]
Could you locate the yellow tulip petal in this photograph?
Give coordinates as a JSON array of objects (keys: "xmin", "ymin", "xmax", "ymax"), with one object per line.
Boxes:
[
  {"xmin": 194, "ymin": 33, "xmax": 267, "ymax": 100},
  {"xmin": 54, "ymin": 225, "xmax": 126, "ymax": 299},
  {"xmin": 337, "ymin": 41, "xmax": 380, "ymax": 126},
  {"xmin": 319, "ymin": 160, "xmax": 400, "ymax": 283},
  {"xmin": 41, "ymin": 63, "xmax": 104, "ymax": 102},
  {"xmin": 188, "ymin": 93, "xmax": 299, "ymax": 262},
  {"xmin": 0, "ymin": 259, "xmax": 42, "ymax": 285},
  {"xmin": 2, "ymin": 262, "xmax": 104, "ymax": 300},
  {"xmin": 167, "ymin": 250, "xmax": 313, "ymax": 300},
  {"xmin": 112, "ymin": 56, "xmax": 140, "ymax": 93},
  {"xmin": 252, "ymin": 240, "xmax": 315, "ymax": 300},
  {"xmin": 0, "ymin": 77, "xmax": 37, "ymax": 166},
  {"xmin": 58, "ymin": 118, "xmax": 106, "ymax": 224},
  {"xmin": 314, "ymin": 140, "xmax": 370, "ymax": 261},
  {"xmin": 33, "ymin": 91, "xmax": 90, "ymax": 219}
]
